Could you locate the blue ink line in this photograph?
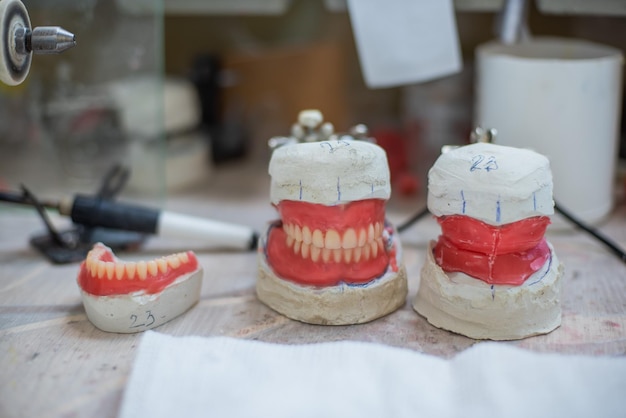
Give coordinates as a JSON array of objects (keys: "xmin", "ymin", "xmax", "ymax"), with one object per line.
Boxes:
[
  {"xmin": 371, "ymin": 183, "xmax": 374, "ymax": 195},
  {"xmin": 299, "ymin": 180, "xmax": 302, "ymax": 200},
  {"xmin": 461, "ymin": 190, "xmax": 466, "ymax": 214},
  {"xmin": 533, "ymin": 192, "xmax": 537, "ymax": 211},
  {"xmin": 491, "ymin": 284, "xmax": 495, "ymax": 301},
  {"xmin": 528, "ymin": 254, "xmax": 552, "ymax": 286},
  {"xmin": 496, "ymin": 196, "xmax": 501, "ymax": 223},
  {"xmin": 337, "ymin": 177, "xmax": 341, "ymax": 201}
]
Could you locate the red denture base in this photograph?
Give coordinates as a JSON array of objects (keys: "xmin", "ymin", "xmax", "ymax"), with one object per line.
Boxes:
[
  {"xmin": 433, "ymin": 215, "xmax": 551, "ymax": 285},
  {"xmin": 266, "ymin": 199, "xmax": 391, "ymax": 286},
  {"xmin": 77, "ymin": 243, "xmax": 199, "ymax": 296}
]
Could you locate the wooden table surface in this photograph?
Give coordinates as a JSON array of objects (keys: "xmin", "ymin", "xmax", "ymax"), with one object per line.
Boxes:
[{"xmin": 1, "ymin": 164, "xmax": 626, "ymax": 418}]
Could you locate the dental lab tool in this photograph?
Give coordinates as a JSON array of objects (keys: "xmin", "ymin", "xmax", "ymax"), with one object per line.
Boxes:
[
  {"xmin": 0, "ymin": 187, "xmax": 259, "ymax": 252},
  {"xmin": 0, "ymin": 0, "xmax": 76, "ymax": 86},
  {"xmin": 0, "ymin": 165, "xmax": 258, "ymax": 263}
]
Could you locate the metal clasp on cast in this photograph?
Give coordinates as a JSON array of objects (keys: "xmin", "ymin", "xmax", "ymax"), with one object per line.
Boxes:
[
  {"xmin": 268, "ymin": 109, "xmax": 374, "ymax": 150},
  {"xmin": 441, "ymin": 126, "xmax": 498, "ymax": 154}
]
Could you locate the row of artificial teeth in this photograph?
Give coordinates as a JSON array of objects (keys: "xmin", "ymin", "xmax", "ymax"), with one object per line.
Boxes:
[
  {"xmin": 286, "ymin": 237, "xmax": 385, "ymax": 263},
  {"xmin": 283, "ymin": 222, "xmax": 383, "ymax": 250},
  {"xmin": 85, "ymin": 253, "xmax": 190, "ymax": 281}
]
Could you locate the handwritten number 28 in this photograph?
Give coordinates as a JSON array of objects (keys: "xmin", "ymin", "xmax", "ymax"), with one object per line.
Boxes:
[{"xmin": 470, "ymin": 155, "xmax": 498, "ymax": 172}]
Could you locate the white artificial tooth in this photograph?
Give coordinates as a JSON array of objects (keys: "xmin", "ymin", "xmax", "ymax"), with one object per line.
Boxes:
[
  {"xmin": 147, "ymin": 261, "xmax": 158, "ymax": 276},
  {"xmin": 354, "ymin": 247, "xmax": 362, "ymax": 263},
  {"xmin": 377, "ymin": 238, "xmax": 385, "ymax": 253},
  {"xmin": 167, "ymin": 256, "xmax": 181, "ymax": 269},
  {"xmin": 126, "ymin": 262, "xmax": 136, "ymax": 280},
  {"xmin": 157, "ymin": 258, "xmax": 168, "ymax": 274},
  {"xmin": 375, "ymin": 222, "xmax": 382, "ymax": 237},
  {"xmin": 115, "ymin": 263, "xmax": 125, "ymax": 280},
  {"xmin": 371, "ymin": 241, "xmax": 378, "ymax": 258},
  {"xmin": 294, "ymin": 225, "xmax": 303, "ymax": 242},
  {"xmin": 342, "ymin": 228, "xmax": 357, "ymax": 249},
  {"xmin": 89, "ymin": 259, "xmax": 98, "ymax": 277},
  {"xmin": 363, "ymin": 244, "xmax": 371, "ymax": 261},
  {"xmin": 137, "ymin": 261, "xmax": 148, "ymax": 280},
  {"xmin": 285, "ymin": 223, "xmax": 293, "ymax": 237},
  {"xmin": 325, "ymin": 229, "xmax": 341, "ymax": 250},
  {"xmin": 294, "ymin": 240, "xmax": 301, "ymax": 255},
  {"xmin": 311, "ymin": 246, "xmax": 321, "ymax": 262},
  {"xmin": 301, "ymin": 243, "xmax": 310, "ymax": 259},
  {"xmin": 302, "ymin": 226, "xmax": 312, "ymax": 245},
  {"xmin": 97, "ymin": 262, "xmax": 106, "ymax": 279},
  {"xmin": 312, "ymin": 229, "xmax": 324, "ymax": 248},
  {"xmin": 344, "ymin": 248, "xmax": 353, "ymax": 263},
  {"xmin": 358, "ymin": 229, "xmax": 367, "ymax": 247},
  {"xmin": 178, "ymin": 252, "xmax": 189, "ymax": 263},
  {"xmin": 286, "ymin": 234, "xmax": 294, "ymax": 248},
  {"xmin": 368, "ymin": 224, "xmax": 375, "ymax": 243},
  {"xmin": 322, "ymin": 248, "xmax": 331, "ymax": 263},
  {"xmin": 105, "ymin": 262, "xmax": 115, "ymax": 280},
  {"xmin": 333, "ymin": 249, "xmax": 342, "ymax": 263}
]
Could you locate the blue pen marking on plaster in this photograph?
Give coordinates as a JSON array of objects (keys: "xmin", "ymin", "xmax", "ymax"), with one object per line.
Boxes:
[
  {"xmin": 299, "ymin": 180, "xmax": 303, "ymax": 200},
  {"xmin": 528, "ymin": 254, "xmax": 553, "ymax": 286},
  {"xmin": 337, "ymin": 177, "xmax": 341, "ymax": 201},
  {"xmin": 491, "ymin": 284, "xmax": 495, "ymax": 301},
  {"xmin": 533, "ymin": 192, "xmax": 537, "ymax": 211},
  {"xmin": 371, "ymin": 183, "xmax": 374, "ymax": 195},
  {"xmin": 461, "ymin": 190, "xmax": 466, "ymax": 214},
  {"xmin": 496, "ymin": 196, "xmax": 501, "ymax": 223}
]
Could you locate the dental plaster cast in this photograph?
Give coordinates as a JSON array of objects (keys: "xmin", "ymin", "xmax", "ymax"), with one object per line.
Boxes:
[
  {"xmin": 257, "ymin": 111, "xmax": 407, "ymax": 325},
  {"xmin": 77, "ymin": 243, "xmax": 203, "ymax": 333},
  {"xmin": 413, "ymin": 142, "xmax": 563, "ymax": 340}
]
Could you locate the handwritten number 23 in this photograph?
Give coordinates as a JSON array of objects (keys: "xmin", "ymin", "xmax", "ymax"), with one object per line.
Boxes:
[
  {"xmin": 470, "ymin": 155, "xmax": 498, "ymax": 172},
  {"xmin": 130, "ymin": 311, "xmax": 156, "ymax": 328}
]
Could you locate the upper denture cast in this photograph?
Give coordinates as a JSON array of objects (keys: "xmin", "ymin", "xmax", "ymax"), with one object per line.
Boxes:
[
  {"xmin": 269, "ymin": 140, "xmax": 391, "ymax": 205},
  {"xmin": 428, "ymin": 142, "xmax": 554, "ymax": 225}
]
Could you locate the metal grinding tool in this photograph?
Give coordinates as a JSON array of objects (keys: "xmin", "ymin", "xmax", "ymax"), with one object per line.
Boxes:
[{"xmin": 0, "ymin": 0, "xmax": 75, "ymax": 86}]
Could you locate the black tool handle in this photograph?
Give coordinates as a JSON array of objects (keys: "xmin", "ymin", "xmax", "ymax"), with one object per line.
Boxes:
[{"xmin": 70, "ymin": 194, "xmax": 159, "ymax": 234}]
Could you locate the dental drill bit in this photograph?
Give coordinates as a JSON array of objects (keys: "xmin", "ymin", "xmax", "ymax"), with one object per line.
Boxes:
[{"xmin": 16, "ymin": 26, "xmax": 76, "ymax": 55}]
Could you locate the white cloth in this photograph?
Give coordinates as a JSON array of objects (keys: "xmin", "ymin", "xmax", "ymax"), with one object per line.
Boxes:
[
  {"xmin": 119, "ymin": 331, "xmax": 626, "ymax": 418},
  {"xmin": 347, "ymin": 0, "xmax": 461, "ymax": 88}
]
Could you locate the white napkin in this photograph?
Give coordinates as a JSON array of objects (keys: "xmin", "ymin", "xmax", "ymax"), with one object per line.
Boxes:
[
  {"xmin": 119, "ymin": 331, "xmax": 626, "ymax": 418},
  {"xmin": 347, "ymin": 0, "xmax": 461, "ymax": 88}
]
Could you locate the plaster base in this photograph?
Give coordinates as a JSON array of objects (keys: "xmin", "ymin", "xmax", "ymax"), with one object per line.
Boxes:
[
  {"xmin": 413, "ymin": 242, "xmax": 562, "ymax": 340},
  {"xmin": 257, "ymin": 233, "xmax": 407, "ymax": 325},
  {"xmin": 81, "ymin": 268, "xmax": 203, "ymax": 333}
]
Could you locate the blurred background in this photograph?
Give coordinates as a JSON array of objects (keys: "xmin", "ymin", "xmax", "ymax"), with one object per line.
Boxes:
[{"xmin": 0, "ymin": 0, "xmax": 624, "ymax": 206}]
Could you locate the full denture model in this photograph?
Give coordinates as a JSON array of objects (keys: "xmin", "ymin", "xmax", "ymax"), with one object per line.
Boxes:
[
  {"xmin": 413, "ymin": 142, "xmax": 563, "ymax": 340},
  {"xmin": 77, "ymin": 243, "xmax": 203, "ymax": 333},
  {"xmin": 257, "ymin": 110, "xmax": 408, "ymax": 325}
]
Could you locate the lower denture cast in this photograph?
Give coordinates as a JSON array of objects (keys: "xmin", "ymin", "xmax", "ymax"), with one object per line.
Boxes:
[{"xmin": 77, "ymin": 242, "xmax": 203, "ymax": 333}]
